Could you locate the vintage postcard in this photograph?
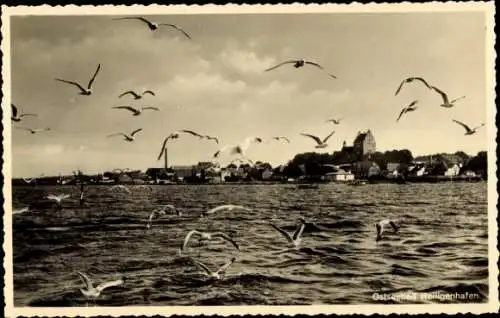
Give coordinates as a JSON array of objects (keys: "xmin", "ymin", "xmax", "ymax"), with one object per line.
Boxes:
[{"xmin": 1, "ymin": 2, "xmax": 498, "ymax": 317}]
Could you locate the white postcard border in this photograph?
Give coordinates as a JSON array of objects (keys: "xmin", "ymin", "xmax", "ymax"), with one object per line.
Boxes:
[{"xmin": 1, "ymin": 2, "xmax": 498, "ymax": 317}]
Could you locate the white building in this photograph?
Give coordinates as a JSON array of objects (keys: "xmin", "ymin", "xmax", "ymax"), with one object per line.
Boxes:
[{"xmin": 326, "ymin": 169, "xmax": 355, "ymax": 182}]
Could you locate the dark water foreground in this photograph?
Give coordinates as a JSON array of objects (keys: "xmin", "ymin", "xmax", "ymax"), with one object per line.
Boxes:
[{"xmin": 11, "ymin": 182, "xmax": 489, "ymax": 306}]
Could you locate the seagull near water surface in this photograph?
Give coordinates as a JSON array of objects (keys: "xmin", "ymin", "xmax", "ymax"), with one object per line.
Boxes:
[
  {"xmin": 452, "ymin": 119, "xmax": 485, "ymax": 135},
  {"xmin": 396, "ymin": 100, "xmax": 419, "ymax": 122},
  {"xmin": 113, "ymin": 16, "xmax": 192, "ymax": 39},
  {"xmin": 300, "ymin": 130, "xmax": 336, "ymax": 149},
  {"xmin": 200, "ymin": 204, "xmax": 252, "ymax": 218},
  {"xmin": 55, "ymin": 64, "xmax": 101, "ymax": 96},
  {"xmin": 181, "ymin": 230, "xmax": 240, "ymax": 255},
  {"xmin": 11, "ymin": 104, "xmax": 37, "ymax": 122},
  {"xmin": 146, "ymin": 204, "xmax": 181, "ymax": 230},
  {"xmin": 77, "ymin": 271, "xmax": 124, "ymax": 301},
  {"xmin": 376, "ymin": 219, "xmax": 399, "ymax": 242},
  {"xmin": 112, "ymin": 106, "xmax": 160, "ymax": 116},
  {"xmin": 394, "ymin": 76, "xmax": 432, "ymax": 96},
  {"xmin": 430, "ymin": 86, "xmax": 466, "ymax": 108},
  {"xmin": 108, "ymin": 128, "xmax": 143, "ymax": 142},
  {"xmin": 269, "ymin": 217, "xmax": 307, "ymax": 248},
  {"xmin": 265, "ymin": 59, "xmax": 337, "ymax": 79},
  {"xmin": 190, "ymin": 257, "xmax": 237, "ymax": 280},
  {"xmin": 119, "ymin": 90, "xmax": 155, "ymax": 100}
]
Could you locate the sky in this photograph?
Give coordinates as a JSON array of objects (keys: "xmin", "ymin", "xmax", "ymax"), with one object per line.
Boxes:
[{"xmin": 7, "ymin": 9, "xmax": 493, "ymax": 177}]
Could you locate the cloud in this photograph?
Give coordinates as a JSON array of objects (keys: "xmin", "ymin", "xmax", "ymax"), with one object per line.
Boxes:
[{"xmin": 218, "ymin": 44, "xmax": 276, "ymax": 74}]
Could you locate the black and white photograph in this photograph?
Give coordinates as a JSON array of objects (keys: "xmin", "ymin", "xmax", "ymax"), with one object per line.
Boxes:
[{"xmin": 2, "ymin": 2, "xmax": 498, "ymax": 316}]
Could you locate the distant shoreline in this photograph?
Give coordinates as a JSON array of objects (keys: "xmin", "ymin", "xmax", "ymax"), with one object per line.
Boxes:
[{"xmin": 11, "ymin": 175, "xmax": 485, "ymax": 187}]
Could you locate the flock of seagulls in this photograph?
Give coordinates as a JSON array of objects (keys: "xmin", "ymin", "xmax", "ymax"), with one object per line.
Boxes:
[{"xmin": 394, "ymin": 76, "xmax": 483, "ymax": 135}]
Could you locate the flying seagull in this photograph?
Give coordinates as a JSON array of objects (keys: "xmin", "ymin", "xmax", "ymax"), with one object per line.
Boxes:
[
  {"xmin": 146, "ymin": 204, "xmax": 181, "ymax": 230},
  {"xmin": 269, "ymin": 217, "xmax": 307, "ymax": 248},
  {"xmin": 55, "ymin": 64, "xmax": 101, "ymax": 96},
  {"xmin": 396, "ymin": 100, "xmax": 419, "ymax": 122},
  {"xmin": 46, "ymin": 194, "xmax": 70, "ymax": 208},
  {"xmin": 394, "ymin": 76, "xmax": 432, "ymax": 96},
  {"xmin": 326, "ymin": 118, "xmax": 343, "ymax": 125},
  {"xmin": 452, "ymin": 119, "xmax": 485, "ymax": 135},
  {"xmin": 181, "ymin": 230, "xmax": 240, "ymax": 255},
  {"xmin": 77, "ymin": 271, "xmax": 124, "ymax": 301},
  {"xmin": 113, "ymin": 17, "xmax": 192, "ymax": 39},
  {"xmin": 200, "ymin": 204, "xmax": 252, "ymax": 218},
  {"xmin": 16, "ymin": 127, "xmax": 51, "ymax": 135},
  {"xmin": 430, "ymin": 86, "xmax": 466, "ymax": 108},
  {"xmin": 107, "ymin": 128, "xmax": 143, "ymax": 142},
  {"xmin": 376, "ymin": 219, "xmax": 398, "ymax": 242},
  {"xmin": 119, "ymin": 90, "xmax": 155, "ymax": 100},
  {"xmin": 213, "ymin": 136, "xmax": 263, "ymax": 158},
  {"xmin": 191, "ymin": 257, "xmax": 237, "ymax": 279},
  {"xmin": 112, "ymin": 106, "xmax": 159, "ymax": 116},
  {"xmin": 156, "ymin": 130, "xmax": 205, "ymax": 160},
  {"xmin": 270, "ymin": 136, "xmax": 291, "ymax": 143},
  {"xmin": 300, "ymin": 130, "xmax": 336, "ymax": 149},
  {"xmin": 265, "ymin": 59, "xmax": 337, "ymax": 79},
  {"xmin": 11, "ymin": 104, "xmax": 37, "ymax": 122}
]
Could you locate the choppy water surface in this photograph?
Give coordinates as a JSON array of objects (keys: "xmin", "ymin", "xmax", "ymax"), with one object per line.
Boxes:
[{"xmin": 12, "ymin": 182, "xmax": 489, "ymax": 306}]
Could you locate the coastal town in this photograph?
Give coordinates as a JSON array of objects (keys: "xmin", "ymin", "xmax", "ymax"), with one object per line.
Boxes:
[{"xmin": 13, "ymin": 130, "xmax": 487, "ymax": 186}]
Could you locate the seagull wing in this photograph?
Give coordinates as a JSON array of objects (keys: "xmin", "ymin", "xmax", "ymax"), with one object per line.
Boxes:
[
  {"xmin": 304, "ymin": 61, "xmax": 337, "ymax": 78},
  {"xmin": 292, "ymin": 222, "xmax": 306, "ymax": 241},
  {"xmin": 96, "ymin": 279, "xmax": 124, "ymax": 292},
  {"xmin": 205, "ymin": 136, "xmax": 219, "ymax": 144},
  {"xmin": 396, "ymin": 108, "xmax": 407, "ymax": 122},
  {"xmin": 19, "ymin": 113, "xmax": 38, "ymax": 118},
  {"xmin": 389, "ymin": 221, "xmax": 398, "ymax": 233},
  {"xmin": 11, "ymin": 104, "xmax": 18, "ymax": 117},
  {"xmin": 141, "ymin": 107, "xmax": 160, "ymax": 112},
  {"xmin": 452, "ymin": 119, "xmax": 472, "ymax": 133},
  {"xmin": 159, "ymin": 23, "xmax": 192, "ymax": 40},
  {"xmin": 113, "ymin": 106, "xmax": 139, "ymax": 114},
  {"xmin": 60, "ymin": 194, "xmax": 71, "ymax": 200},
  {"xmin": 205, "ymin": 205, "xmax": 230, "ymax": 215},
  {"xmin": 472, "ymin": 123, "xmax": 486, "ymax": 131},
  {"xmin": 142, "ymin": 90, "xmax": 156, "ymax": 96},
  {"xmin": 191, "ymin": 259, "xmax": 214, "ymax": 275},
  {"xmin": 130, "ymin": 128, "xmax": 143, "ymax": 137},
  {"xmin": 77, "ymin": 271, "xmax": 94, "ymax": 290},
  {"xmin": 181, "ymin": 230, "xmax": 201, "ymax": 252},
  {"xmin": 156, "ymin": 136, "xmax": 171, "ymax": 160},
  {"xmin": 55, "ymin": 78, "xmax": 86, "ymax": 93},
  {"xmin": 87, "ymin": 63, "xmax": 101, "ymax": 89},
  {"xmin": 46, "ymin": 194, "xmax": 58, "ymax": 201},
  {"xmin": 216, "ymin": 257, "xmax": 236, "ymax": 275},
  {"xmin": 213, "ymin": 232, "xmax": 240, "ymax": 251},
  {"xmin": 114, "ymin": 16, "xmax": 155, "ymax": 28},
  {"xmin": 322, "ymin": 130, "xmax": 336, "ymax": 143},
  {"xmin": 394, "ymin": 79, "xmax": 408, "ymax": 96},
  {"xmin": 413, "ymin": 77, "xmax": 432, "ymax": 89},
  {"xmin": 430, "ymin": 86, "xmax": 449, "ymax": 104},
  {"xmin": 181, "ymin": 130, "xmax": 204, "ymax": 138},
  {"xmin": 264, "ymin": 60, "xmax": 297, "ymax": 72},
  {"xmin": 300, "ymin": 133, "xmax": 322, "ymax": 145},
  {"xmin": 107, "ymin": 133, "xmax": 127, "ymax": 138},
  {"xmin": 119, "ymin": 91, "xmax": 139, "ymax": 98},
  {"xmin": 269, "ymin": 223, "xmax": 293, "ymax": 243}
]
